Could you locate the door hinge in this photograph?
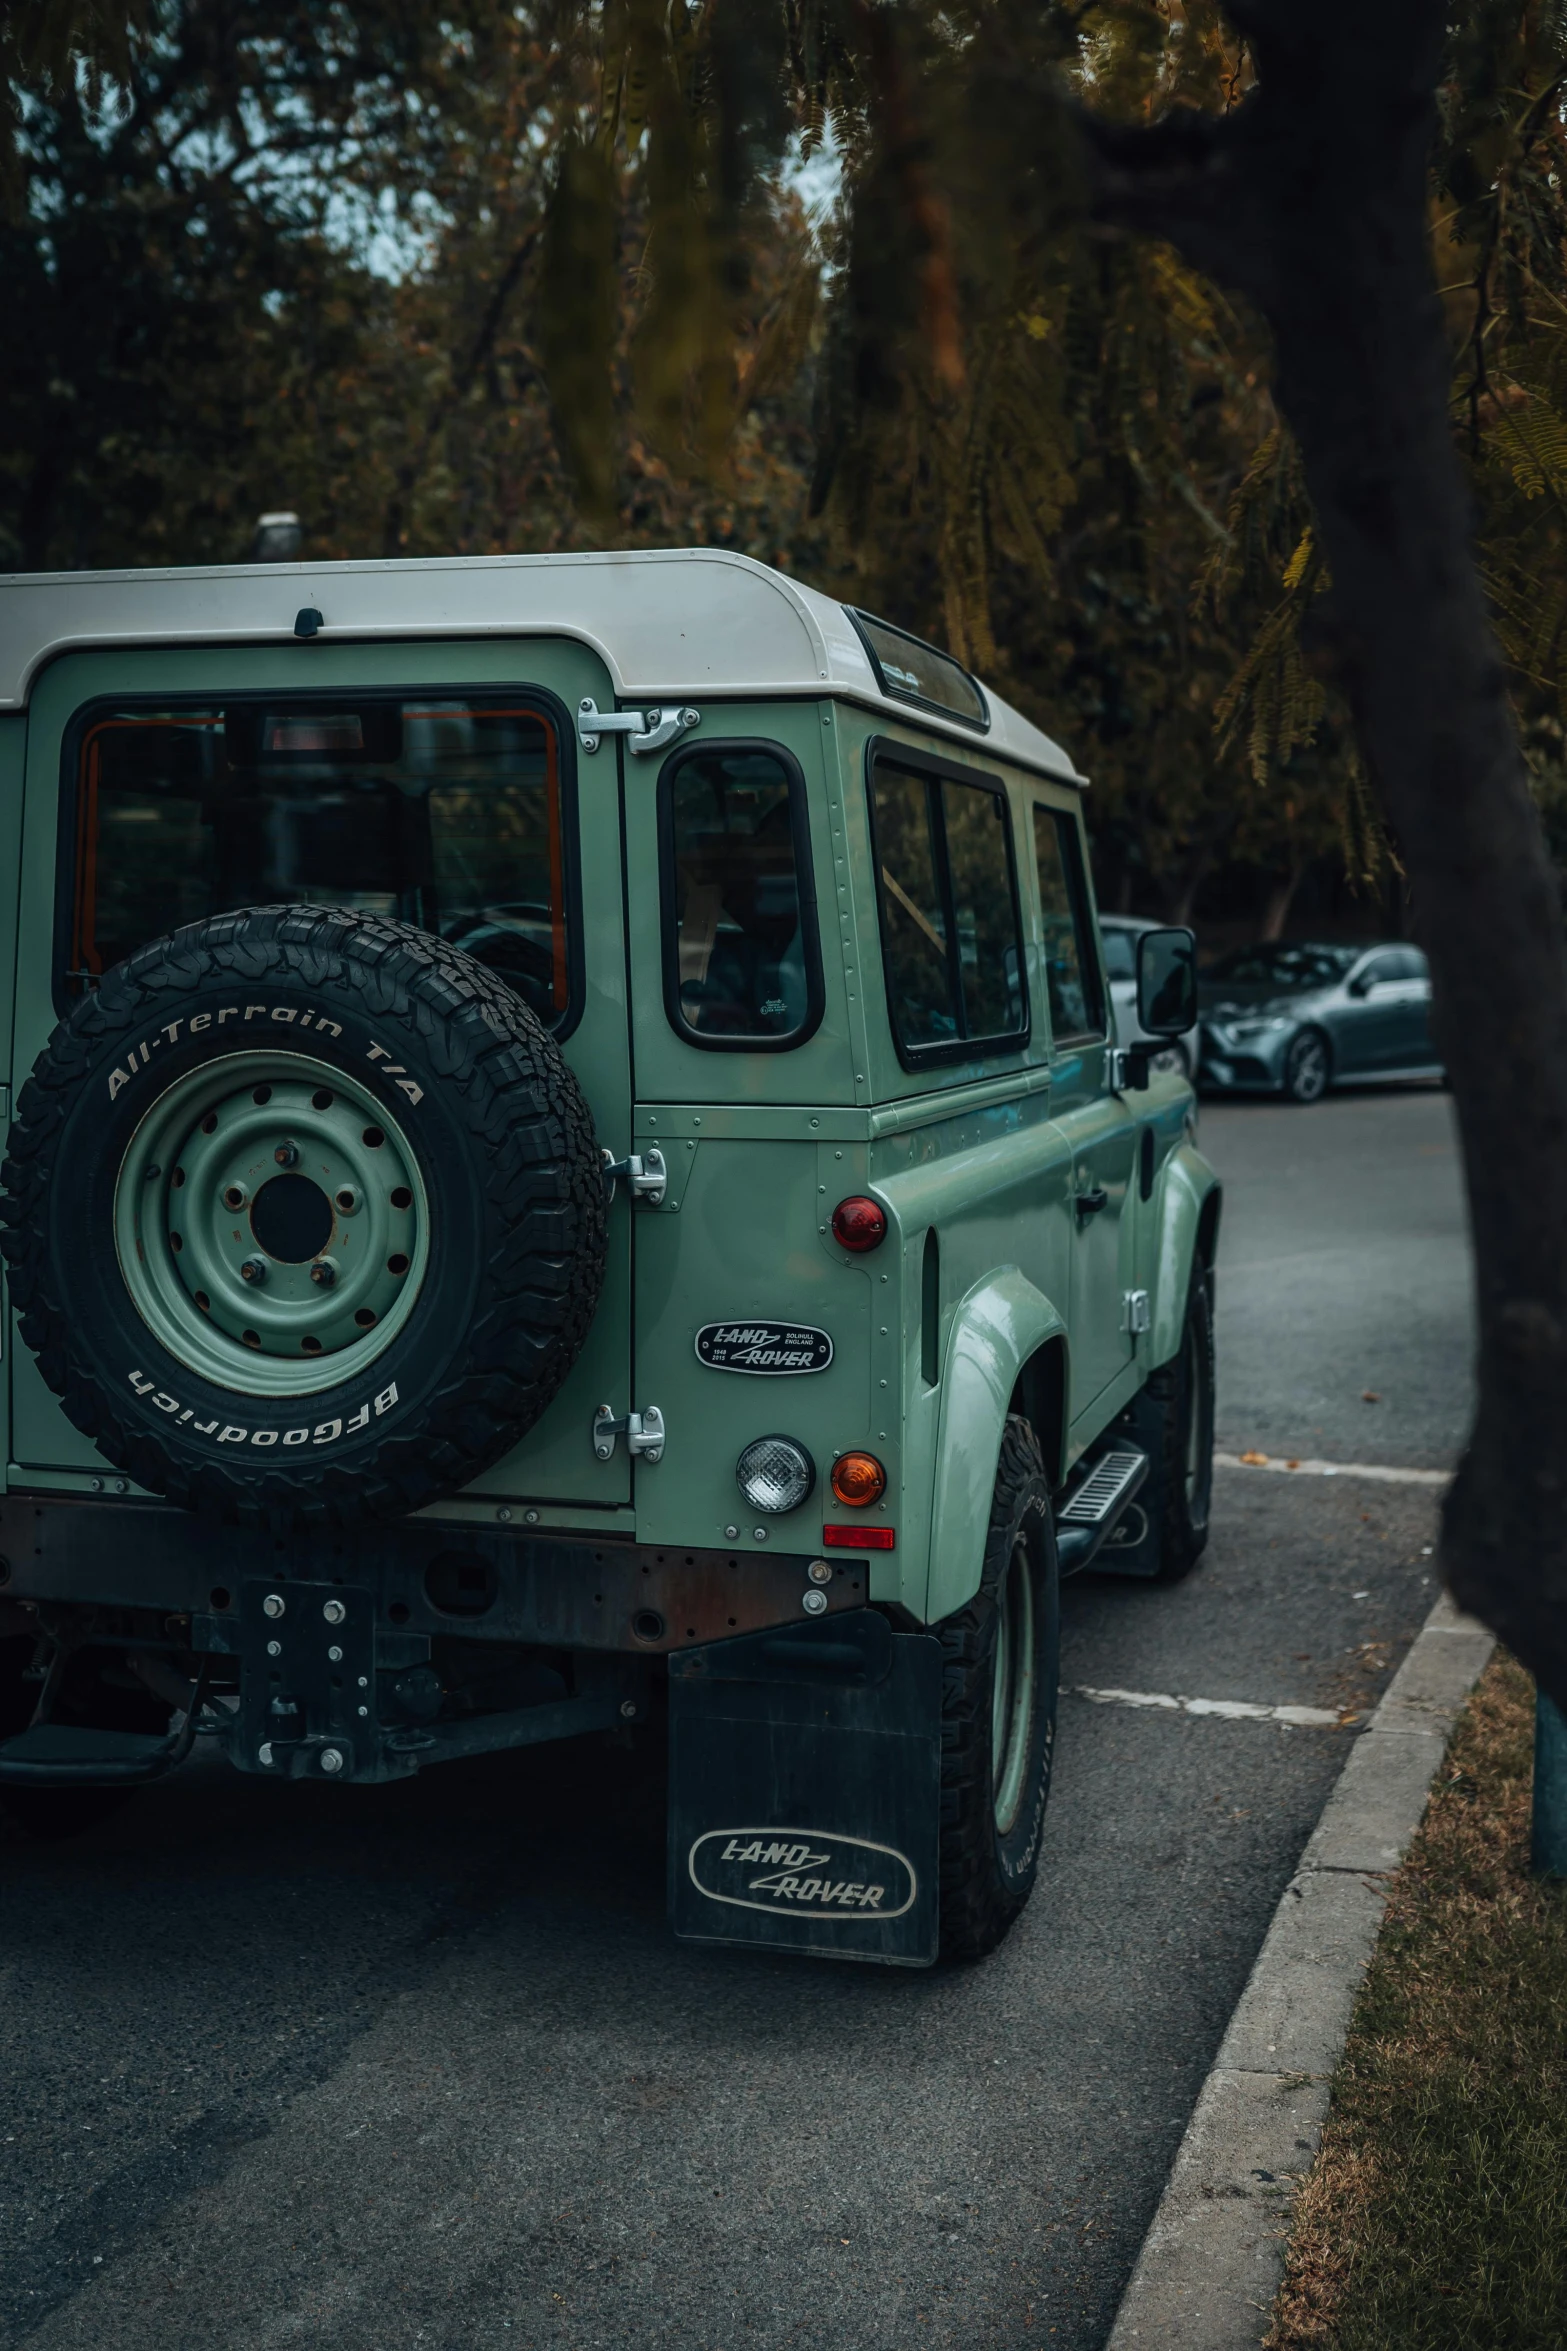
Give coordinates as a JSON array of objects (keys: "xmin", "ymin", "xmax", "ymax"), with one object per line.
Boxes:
[
  {"xmin": 1121, "ymin": 1288, "xmax": 1152, "ymax": 1335},
  {"xmin": 577, "ymin": 698, "xmax": 700, "ymax": 757},
  {"xmin": 1107, "ymin": 1046, "xmax": 1150, "ymax": 1093},
  {"xmin": 593, "ymin": 1404, "xmax": 666, "ymax": 1463},
  {"xmin": 601, "ymin": 1146, "xmax": 668, "ymax": 1205}
]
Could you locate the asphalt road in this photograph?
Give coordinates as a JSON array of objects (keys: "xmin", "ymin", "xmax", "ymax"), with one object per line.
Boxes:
[{"xmin": 0, "ymin": 1083, "xmax": 1473, "ymax": 2351}]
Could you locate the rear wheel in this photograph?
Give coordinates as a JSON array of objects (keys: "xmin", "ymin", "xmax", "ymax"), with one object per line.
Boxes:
[
  {"xmin": 936, "ymin": 1415, "xmax": 1060, "ymax": 1961},
  {"xmin": 1283, "ymin": 1027, "xmax": 1331, "ymax": 1103}
]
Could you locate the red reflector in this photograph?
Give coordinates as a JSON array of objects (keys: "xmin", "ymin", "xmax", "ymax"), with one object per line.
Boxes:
[
  {"xmin": 823, "ymin": 1524, "xmax": 895, "ymax": 1550},
  {"xmin": 831, "ymin": 1194, "xmax": 887, "ymax": 1252}
]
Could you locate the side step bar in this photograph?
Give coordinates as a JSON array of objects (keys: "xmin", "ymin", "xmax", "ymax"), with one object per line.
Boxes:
[{"xmin": 1056, "ymin": 1447, "xmax": 1150, "ymax": 1577}]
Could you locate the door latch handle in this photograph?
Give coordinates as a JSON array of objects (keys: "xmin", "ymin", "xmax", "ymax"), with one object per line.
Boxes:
[
  {"xmin": 601, "ymin": 1147, "xmax": 667, "ymax": 1205},
  {"xmin": 1074, "ymin": 1185, "xmax": 1109, "ymax": 1222},
  {"xmin": 577, "ymin": 698, "xmax": 700, "ymax": 757},
  {"xmin": 593, "ymin": 1405, "xmax": 666, "ymax": 1463}
]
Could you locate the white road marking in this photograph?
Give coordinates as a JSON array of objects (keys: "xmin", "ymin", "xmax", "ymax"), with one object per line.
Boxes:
[
  {"xmin": 1072, "ymin": 1684, "xmax": 1345, "ymax": 1729},
  {"xmin": 1216, "ymin": 1449, "xmax": 1450, "ymax": 1487}
]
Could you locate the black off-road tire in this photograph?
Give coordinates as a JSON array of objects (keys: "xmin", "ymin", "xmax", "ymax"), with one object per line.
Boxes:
[
  {"xmin": 1144, "ymin": 1266, "xmax": 1216, "ymax": 1583},
  {"xmin": 0, "ymin": 907, "xmax": 606, "ymax": 1529},
  {"xmin": 936, "ymin": 1414, "xmax": 1061, "ymax": 1963}
]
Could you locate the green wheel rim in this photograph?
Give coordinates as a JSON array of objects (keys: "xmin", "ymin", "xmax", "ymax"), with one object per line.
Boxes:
[
  {"xmin": 991, "ymin": 1535, "xmax": 1037, "ymax": 1836},
  {"xmin": 114, "ymin": 1051, "xmax": 430, "ymax": 1398}
]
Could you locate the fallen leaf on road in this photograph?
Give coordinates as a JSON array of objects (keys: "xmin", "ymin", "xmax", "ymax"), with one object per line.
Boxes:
[
  {"xmin": 1362, "ymin": 1389, "xmax": 1381, "ymax": 1402},
  {"xmin": 1239, "ymin": 1449, "xmax": 1269, "ymax": 1465}
]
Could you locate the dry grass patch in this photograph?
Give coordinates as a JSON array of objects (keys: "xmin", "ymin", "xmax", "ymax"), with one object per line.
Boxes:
[{"xmin": 1267, "ymin": 1653, "xmax": 1567, "ymax": 2349}]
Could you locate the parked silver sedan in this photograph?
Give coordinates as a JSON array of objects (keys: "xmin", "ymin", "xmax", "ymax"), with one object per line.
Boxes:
[{"xmin": 1198, "ymin": 941, "xmax": 1444, "ymax": 1102}]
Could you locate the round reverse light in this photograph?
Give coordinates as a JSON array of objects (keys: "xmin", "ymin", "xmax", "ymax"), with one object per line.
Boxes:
[
  {"xmin": 736, "ymin": 1435, "xmax": 816, "ymax": 1515},
  {"xmin": 831, "ymin": 1194, "xmax": 887, "ymax": 1252},
  {"xmin": 830, "ymin": 1449, "xmax": 887, "ymax": 1509}
]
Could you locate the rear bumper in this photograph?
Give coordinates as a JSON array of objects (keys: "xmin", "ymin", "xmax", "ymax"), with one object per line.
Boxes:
[
  {"xmin": 0, "ymin": 1494, "xmax": 869, "ymax": 1789},
  {"xmin": 0, "ymin": 1491, "xmax": 866, "ymax": 1654}
]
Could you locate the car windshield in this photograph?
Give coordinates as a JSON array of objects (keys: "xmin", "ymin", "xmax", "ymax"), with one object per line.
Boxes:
[
  {"xmin": 1100, "ymin": 928, "xmax": 1136, "ymax": 981},
  {"xmin": 1204, "ymin": 943, "xmax": 1357, "ymax": 992}
]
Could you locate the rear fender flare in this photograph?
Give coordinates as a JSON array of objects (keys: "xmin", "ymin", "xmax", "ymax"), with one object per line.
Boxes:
[
  {"xmin": 1148, "ymin": 1144, "xmax": 1222, "ymax": 1367},
  {"xmin": 925, "ymin": 1267, "xmax": 1066, "ymax": 1624}
]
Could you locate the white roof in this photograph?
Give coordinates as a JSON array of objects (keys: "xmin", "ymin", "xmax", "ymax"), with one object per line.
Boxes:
[{"xmin": 0, "ymin": 547, "xmax": 1083, "ymax": 784}]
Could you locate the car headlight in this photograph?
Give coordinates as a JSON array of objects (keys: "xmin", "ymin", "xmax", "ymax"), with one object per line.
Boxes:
[
  {"xmin": 736, "ymin": 1435, "xmax": 816, "ymax": 1514},
  {"xmin": 1223, "ymin": 1016, "xmax": 1293, "ymax": 1040}
]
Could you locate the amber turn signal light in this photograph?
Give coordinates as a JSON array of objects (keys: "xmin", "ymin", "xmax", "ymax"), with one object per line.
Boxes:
[
  {"xmin": 830, "ymin": 1449, "xmax": 887, "ymax": 1508},
  {"xmin": 831, "ymin": 1195, "xmax": 887, "ymax": 1252}
]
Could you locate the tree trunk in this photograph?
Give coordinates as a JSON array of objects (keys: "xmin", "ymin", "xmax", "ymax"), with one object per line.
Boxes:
[
  {"xmin": 1259, "ymin": 858, "xmax": 1304, "ymax": 942},
  {"xmin": 1084, "ymin": 0, "xmax": 1567, "ymax": 1709}
]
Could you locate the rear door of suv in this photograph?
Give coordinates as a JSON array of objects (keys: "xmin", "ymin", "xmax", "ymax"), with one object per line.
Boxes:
[{"xmin": 11, "ymin": 635, "xmax": 634, "ymax": 1511}]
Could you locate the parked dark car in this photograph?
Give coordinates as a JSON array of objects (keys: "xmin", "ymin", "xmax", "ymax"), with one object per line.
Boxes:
[{"xmin": 1199, "ymin": 941, "xmax": 1443, "ymax": 1103}]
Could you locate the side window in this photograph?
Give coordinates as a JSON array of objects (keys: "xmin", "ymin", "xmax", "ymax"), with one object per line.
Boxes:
[
  {"xmin": 1032, "ymin": 805, "xmax": 1106, "ymax": 1044},
  {"xmin": 869, "ymin": 749, "xmax": 1027, "ymax": 1064},
  {"xmin": 659, "ymin": 743, "xmax": 822, "ymax": 1050},
  {"xmin": 66, "ymin": 696, "xmax": 577, "ymax": 1029}
]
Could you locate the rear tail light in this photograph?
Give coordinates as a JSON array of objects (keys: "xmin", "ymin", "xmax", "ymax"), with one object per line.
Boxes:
[
  {"xmin": 824, "ymin": 1524, "xmax": 895, "ymax": 1550},
  {"xmin": 831, "ymin": 1195, "xmax": 887, "ymax": 1252},
  {"xmin": 830, "ymin": 1450, "xmax": 887, "ymax": 1508}
]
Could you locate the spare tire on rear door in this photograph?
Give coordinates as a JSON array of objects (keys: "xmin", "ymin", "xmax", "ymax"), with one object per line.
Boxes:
[{"xmin": 0, "ymin": 906, "xmax": 607, "ymax": 1528}]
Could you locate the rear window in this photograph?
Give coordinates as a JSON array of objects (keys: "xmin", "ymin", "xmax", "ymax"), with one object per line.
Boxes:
[
  {"xmin": 659, "ymin": 743, "xmax": 821, "ymax": 1049},
  {"xmin": 65, "ymin": 696, "xmax": 576, "ymax": 1028},
  {"xmin": 869, "ymin": 750, "xmax": 1026, "ymax": 1064}
]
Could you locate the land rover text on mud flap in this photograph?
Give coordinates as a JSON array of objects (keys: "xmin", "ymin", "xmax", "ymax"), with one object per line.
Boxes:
[{"xmin": 0, "ymin": 553, "xmax": 1218, "ymax": 1964}]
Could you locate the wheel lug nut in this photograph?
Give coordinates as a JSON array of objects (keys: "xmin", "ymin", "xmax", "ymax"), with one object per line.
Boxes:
[
  {"xmin": 274, "ymin": 1140, "xmax": 300, "ymax": 1168},
  {"xmin": 223, "ymin": 1183, "xmax": 247, "ymax": 1210},
  {"xmin": 310, "ymin": 1259, "xmax": 336, "ymax": 1288},
  {"xmin": 240, "ymin": 1256, "xmax": 267, "ymax": 1284}
]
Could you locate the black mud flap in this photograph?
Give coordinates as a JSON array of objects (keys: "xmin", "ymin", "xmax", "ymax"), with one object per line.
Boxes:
[{"xmin": 667, "ymin": 1611, "xmax": 943, "ymax": 1968}]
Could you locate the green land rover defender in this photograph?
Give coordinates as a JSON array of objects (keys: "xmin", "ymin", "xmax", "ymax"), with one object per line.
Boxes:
[{"xmin": 0, "ymin": 550, "xmax": 1219, "ymax": 1965}]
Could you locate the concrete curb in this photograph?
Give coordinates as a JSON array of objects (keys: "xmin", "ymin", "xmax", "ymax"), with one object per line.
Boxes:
[{"xmin": 1104, "ymin": 1591, "xmax": 1496, "ymax": 2349}]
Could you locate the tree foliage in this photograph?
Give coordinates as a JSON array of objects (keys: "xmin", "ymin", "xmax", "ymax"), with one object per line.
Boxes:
[{"xmin": 4, "ymin": 0, "xmax": 1566, "ymax": 920}]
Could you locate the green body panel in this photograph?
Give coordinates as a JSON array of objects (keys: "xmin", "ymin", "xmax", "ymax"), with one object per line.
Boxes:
[
  {"xmin": 1146, "ymin": 1139, "xmax": 1222, "ymax": 1363},
  {"xmin": 924, "ymin": 1268, "xmax": 1066, "ymax": 1624},
  {"xmin": 0, "ymin": 637, "xmax": 1219, "ymax": 1620}
]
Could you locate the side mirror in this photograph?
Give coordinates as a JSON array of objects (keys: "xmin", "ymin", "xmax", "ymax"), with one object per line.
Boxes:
[
  {"xmin": 1135, "ymin": 926, "xmax": 1197, "ymax": 1036},
  {"xmin": 1346, "ymin": 969, "xmax": 1373, "ymax": 998}
]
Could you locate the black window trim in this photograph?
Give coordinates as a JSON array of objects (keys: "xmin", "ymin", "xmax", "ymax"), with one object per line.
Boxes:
[
  {"xmin": 847, "ymin": 609, "xmax": 991, "ymax": 735},
  {"xmin": 54, "ymin": 681, "xmax": 588, "ymax": 1041},
  {"xmin": 1031, "ymin": 797, "xmax": 1109, "ymax": 1051},
  {"xmin": 865, "ymin": 734, "xmax": 1032, "ymax": 1072},
  {"xmin": 656, "ymin": 735, "xmax": 825, "ymax": 1055}
]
